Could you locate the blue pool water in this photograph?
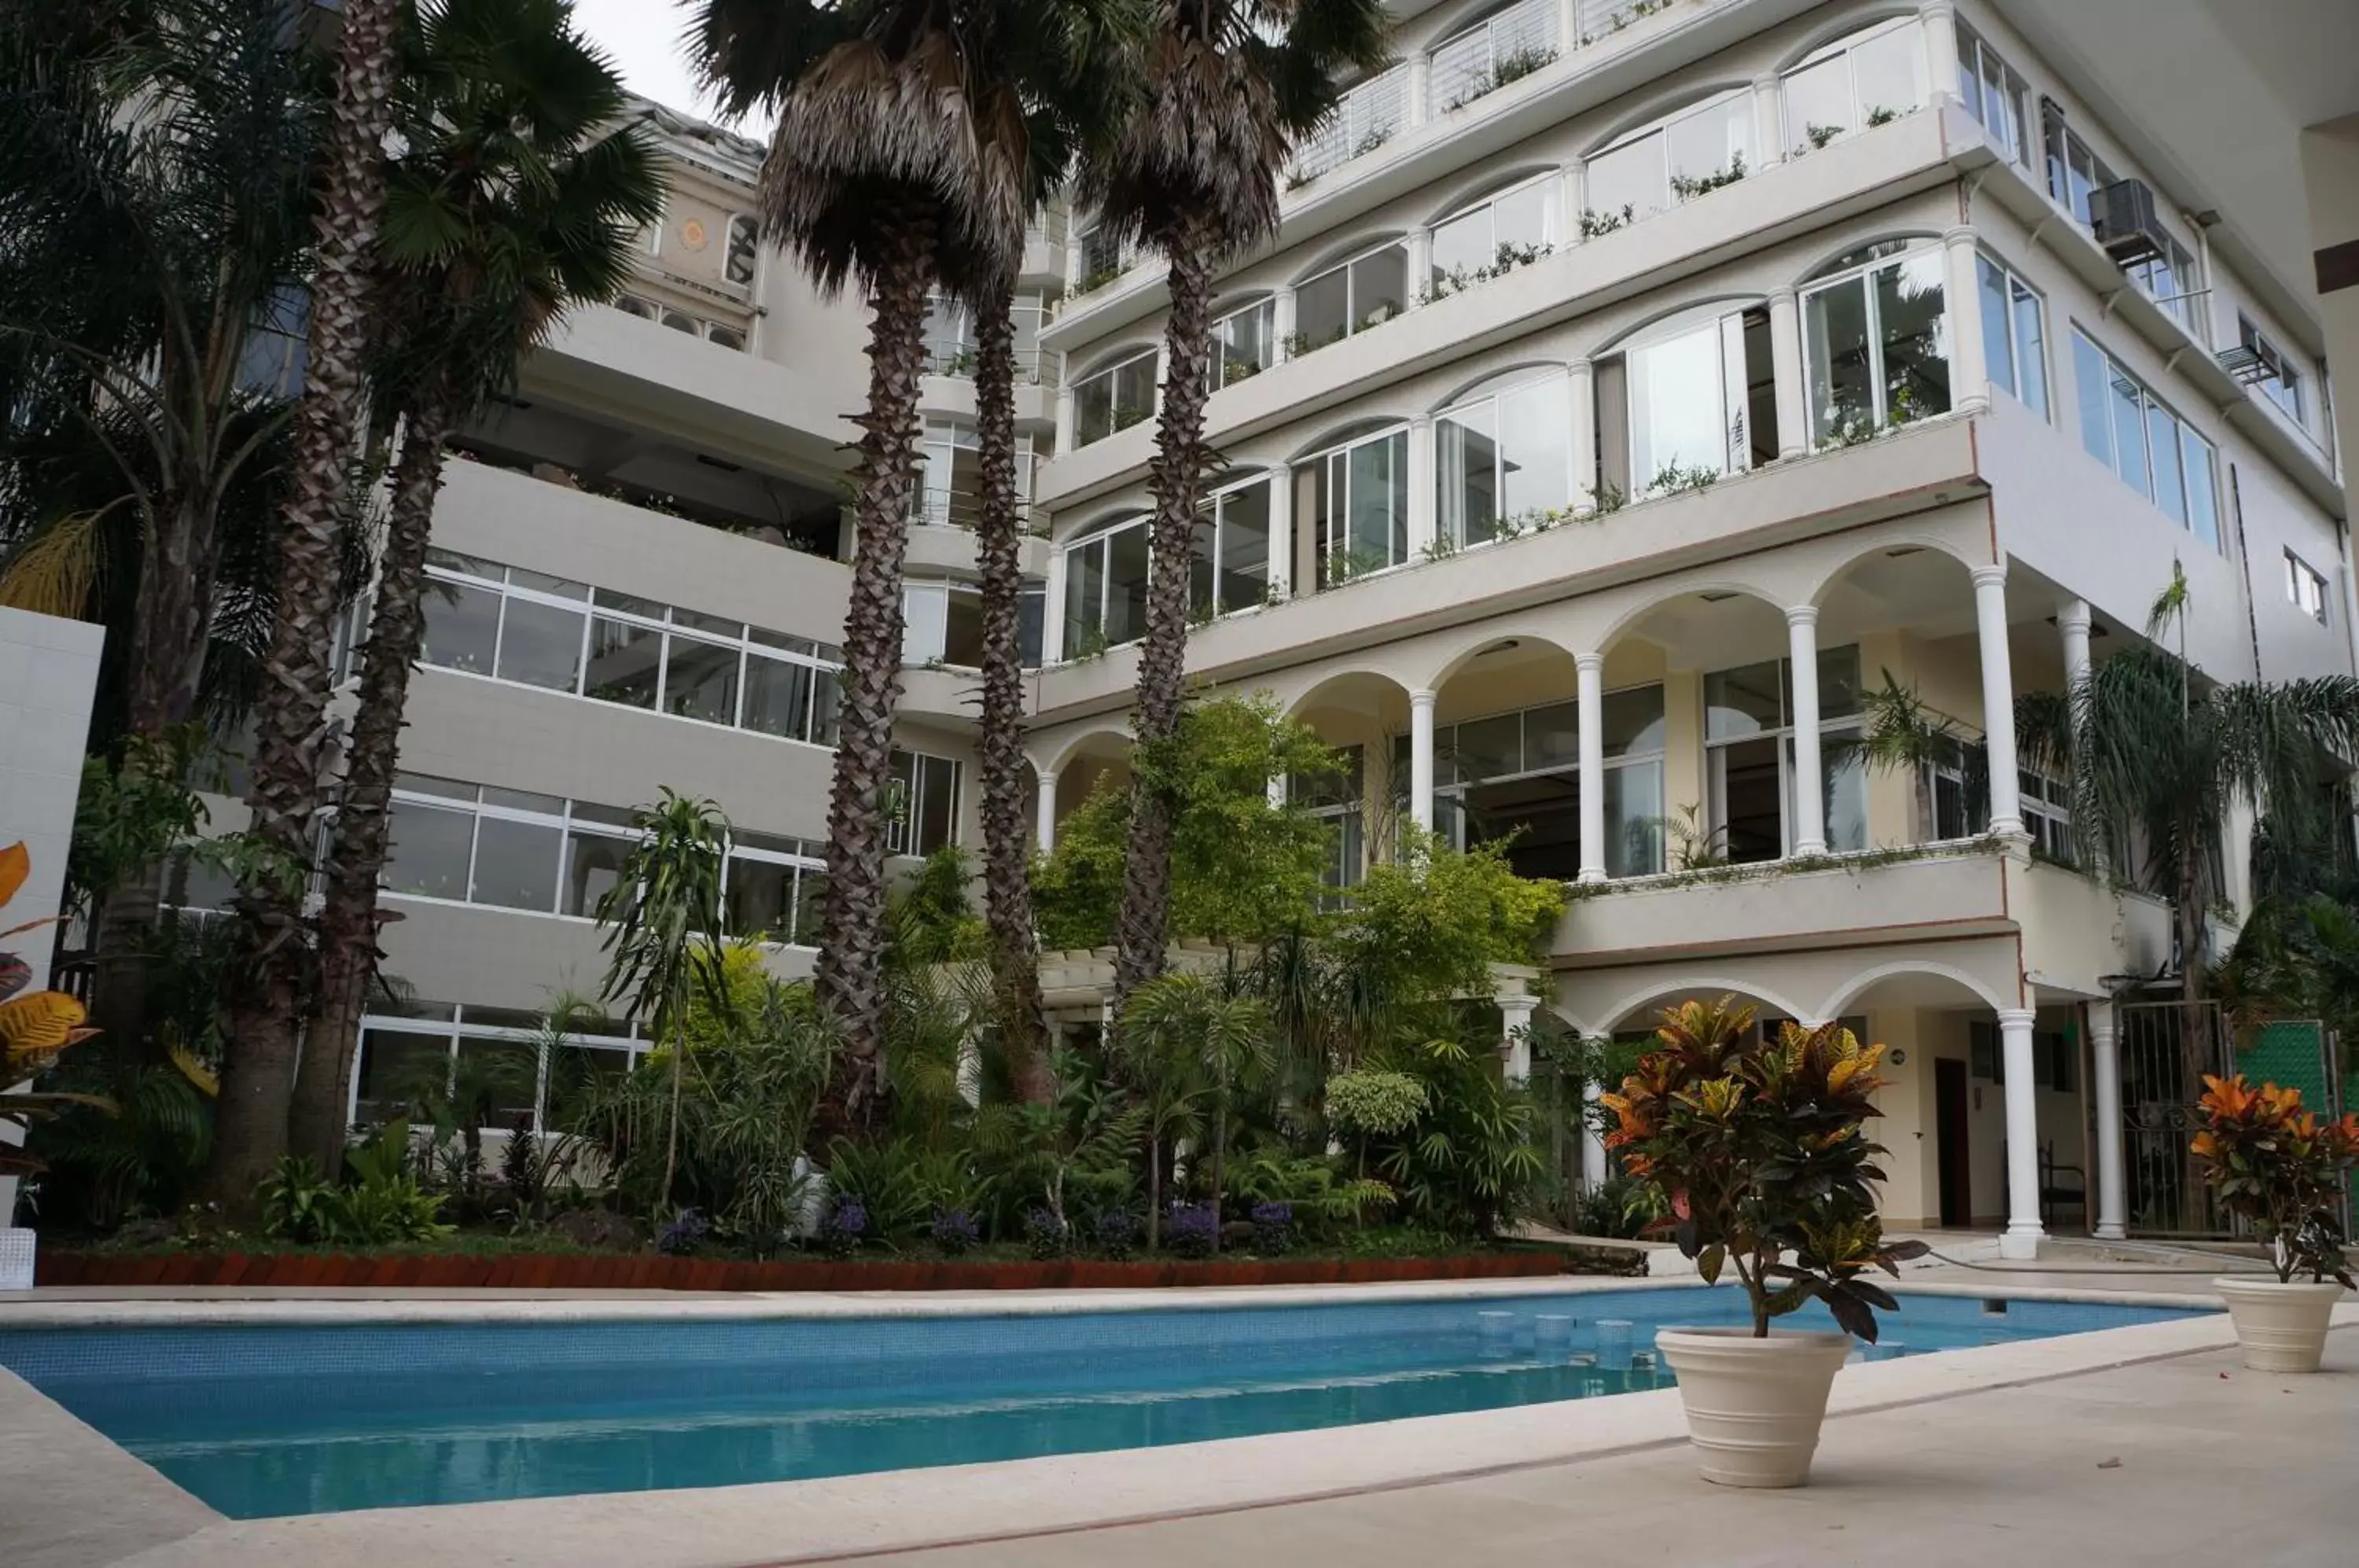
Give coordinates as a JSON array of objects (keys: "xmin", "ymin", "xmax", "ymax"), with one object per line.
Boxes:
[{"xmin": 0, "ymin": 1289, "xmax": 2199, "ymax": 1518}]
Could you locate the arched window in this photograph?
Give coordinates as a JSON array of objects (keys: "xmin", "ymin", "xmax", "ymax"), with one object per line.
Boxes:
[
  {"xmin": 1781, "ymin": 17, "xmax": 1926, "ymax": 155},
  {"xmin": 1194, "ymin": 473, "xmax": 1274, "ymax": 617},
  {"xmin": 1434, "ymin": 370, "xmax": 1571, "ymax": 547},
  {"xmin": 1427, "ymin": 0, "xmax": 1559, "ymax": 116},
  {"xmin": 1429, "ymin": 172, "xmax": 1562, "ymax": 296},
  {"xmin": 1214, "ymin": 297, "xmax": 1277, "ymax": 388},
  {"xmin": 1297, "ymin": 423, "xmax": 1411, "ymax": 585},
  {"xmin": 1292, "ymin": 240, "xmax": 1410, "ymax": 353},
  {"xmin": 1799, "ymin": 240, "xmax": 1950, "ymax": 447},
  {"xmin": 1584, "ymin": 90, "xmax": 1754, "ymax": 233},
  {"xmin": 1060, "ymin": 514, "xmax": 1150, "ymax": 653},
  {"xmin": 1072, "ymin": 348, "xmax": 1158, "ymax": 447}
]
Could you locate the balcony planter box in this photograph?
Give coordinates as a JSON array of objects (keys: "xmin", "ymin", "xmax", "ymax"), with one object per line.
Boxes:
[
  {"xmin": 2212, "ymin": 1277, "xmax": 2345, "ymax": 1372},
  {"xmin": 1655, "ymin": 1327, "xmax": 1853, "ymax": 1487}
]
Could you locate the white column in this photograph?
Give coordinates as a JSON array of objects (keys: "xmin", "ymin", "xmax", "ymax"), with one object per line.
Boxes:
[
  {"xmin": 1407, "ymin": 414, "xmax": 1436, "ymax": 559},
  {"xmin": 1265, "ymin": 466, "xmax": 1294, "ymax": 600},
  {"xmin": 1407, "ymin": 227, "xmax": 1433, "ymax": 302},
  {"xmin": 2089, "ymin": 999, "xmax": 2127, "ymax": 1240},
  {"xmin": 1581, "ymin": 1079, "xmax": 1607, "ymax": 1190},
  {"xmin": 1998, "ymin": 1006, "xmax": 2045, "ymax": 1259},
  {"xmin": 1974, "ymin": 563, "xmax": 2026, "ymax": 837},
  {"xmin": 1054, "ymin": 356, "xmax": 1076, "ymax": 455},
  {"xmin": 1408, "ymin": 53, "xmax": 1431, "ymax": 127},
  {"xmin": 1268, "ymin": 774, "xmax": 1287, "ymax": 809},
  {"xmin": 1273, "ymin": 288, "xmax": 1297, "ymax": 362},
  {"xmin": 1787, "ymin": 605, "xmax": 1827, "ymax": 856},
  {"xmin": 1920, "ymin": 2, "xmax": 1962, "ymax": 106},
  {"xmin": 2058, "ymin": 598, "xmax": 2092, "ymax": 691},
  {"xmin": 1577, "ymin": 651, "xmax": 1607, "ymax": 884},
  {"xmin": 1409, "ymin": 688, "xmax": 1437, "ymax": 835},
  {"xmin": 1555, "ymin": 0, "xmax": 1577, "ymax": 56},
  {"xmin": 1944, "ymin": 225, "xmax": 1991, "ymax": 416},
  {"xmin": 1043, "ymin": 541, "xmax": 1068, "ymax": 663},
  {"xmin": 1567, "ymin": 358, "xmax": 1598, "ymax": 516},
  {"xmin": 1064, "ymin": 233, "xmax": 1084, "ymax": 292},
  {"xmin": 1767, "ymin": 286, "xmax": 1808, "ymax": 459},
  {"xmin": 1752, "ymin": 73, "xmax": 1785, "ymax": 167},
  {"xmin": 1563, "ymin": 160, "xmax": 1588, "ymax": 238},
  {"xmin": 1035, "ymin": 767, "xmax": 1058, "ymax": 853},
  {"xmin": 1500, "ymin": 996, "xmax": 1536, "ymax": 1084}
]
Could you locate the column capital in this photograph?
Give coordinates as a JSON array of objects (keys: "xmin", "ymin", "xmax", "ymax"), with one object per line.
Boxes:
[
  {"xmin": 1785, "ymin": 603, "xmax": 1820, "ymax": 629},
  {"xmin": 1566, "ymin": 354, "xmax": 1593, "ymax": 378},
  {"xmin": 1994, "ymin": 1006, "xmax": 2037, "ymax": 1029},
  {"xmin": 1971, "ymin": 561, "xmax": 2008, "ymax": 591},
  {"xmin": 2056, "ymin": 599, "xmax": 2092, "ymax": 635},
  {"xmin": 1919, "ymin": 0, "xmax": 1956, "ymax": 17},
  {"xmin": 1943, "ymin": 222, "xmax": 1978, "ymax": 247},
  {"xmin": 1767, "ymin": 284, "xmax": 1798, "ymax": 308},
  {"xmin": 1575, "ymin": 650, "xmax": 1606, "ymax": 673},
  {"xmin": 1751, "ymin": 72, "xmax": 1779, "ymax": 91},
  {"xmin": 1408, "ymin": 686, "xmax": 1437, "ymax": 709},
  {"xmin": 1410, "ymin": 412, "xmax": 1431, "ymax": 432}
]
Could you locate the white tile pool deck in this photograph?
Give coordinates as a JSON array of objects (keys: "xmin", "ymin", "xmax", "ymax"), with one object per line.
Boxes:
[{"xmin": 2, "ymin": 1273, "xmax": 2351, "ymax": 1568}]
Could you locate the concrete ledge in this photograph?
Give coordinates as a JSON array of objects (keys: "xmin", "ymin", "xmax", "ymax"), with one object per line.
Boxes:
[
  {"xmin": 73, "ymin": 1303, "xmax": 2317, "ymax": 1568},
  {"xmin": 0, "ymin": 1367, "xmax": 218, "ymax": 1568}
]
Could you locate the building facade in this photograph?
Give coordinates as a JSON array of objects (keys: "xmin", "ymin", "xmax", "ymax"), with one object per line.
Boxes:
[{"xmin": 1025, "ymin": 0, "xmax": 2350, "ymax": 1255}]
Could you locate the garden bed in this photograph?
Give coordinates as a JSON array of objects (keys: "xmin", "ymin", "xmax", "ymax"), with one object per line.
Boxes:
[{"xmin": 34, "ymin": 1247, "xmax": 1583, "ymax": 1292}]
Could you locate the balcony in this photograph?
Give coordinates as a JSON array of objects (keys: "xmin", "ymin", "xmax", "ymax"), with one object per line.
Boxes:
[
  {"xmin": 1040, "ymin": 103, "xmax": 1978, "ymax": 510},
  {"xmin": 1042, "ymin": 0, "xmax": 1827, "ymax": 354},
  {"xmin": 1032, "ymin": 400, "xmax": 1984, "ymax": 723}
]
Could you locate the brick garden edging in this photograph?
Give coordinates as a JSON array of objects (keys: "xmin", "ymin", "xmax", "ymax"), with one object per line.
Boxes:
[{"xmin": 35, "ymin": 1249, "xmax": 1576, "ymax": 1292}]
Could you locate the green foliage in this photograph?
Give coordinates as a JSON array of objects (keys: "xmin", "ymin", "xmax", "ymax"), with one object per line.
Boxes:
[
  {"xmin": 1602, "ymin": 1000, "xmax": 1927, "ymax": 1339},
  {"xmin": 1325, "ymin": 1069, "xmax": 1427, "ymax": 1139},
  {"xmin": 2191, "ymin": 1074, "xmax": 2359, "ymax": 1286},
  {"xmin": 1365, "ymin": 1029, "xmax": 1544, "ymax": 1237},
  {"xmin": 258, "ymin": 1127, "xmax": 454, "ymax": 1246},
  {"xmin": 971, "ymin": 1046, "xmax": 1146, "ymax": 1228},
  {"xmin": 1574, "ymin": 1172, "xmax": 1667, "ymax": 1240},
  {"xmin": 1330, "ymin": 830, "xmax": 1564, "ymax": 1002},
  {"xmin": 823, "ymin": 1137, "xmax": 990, "ymax": 1243},
  {"xmin": 1034, "ymin": 695, "xmax": 1339, "ymax": 951},
  {"xmin": 885, "ymin": 846, "xmax": 987, "ymax": 970}
]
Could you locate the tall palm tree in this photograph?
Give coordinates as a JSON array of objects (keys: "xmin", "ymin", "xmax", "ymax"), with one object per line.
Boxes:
[
  {"xmin": 1080, "ymin": 0, "xmax": 1390, "ymax": 1009},
  {"xmin": 594, "ymin": 791, "xmax": 731, "ymax": 1218},
  {"xmin": 284, "ymin": 0, "xmax": 664, "ymax": 1172},
  {"xmin": 209, "ymin": 0, "xmax": 410, "ymax": 1211},
  {"xmin": 693, "ymin": 0, "xmax": 1124, "ymax": 1121},
  {"xmin": 0, "ymin": 0, "xmax": 321, "ymax": 1052}
]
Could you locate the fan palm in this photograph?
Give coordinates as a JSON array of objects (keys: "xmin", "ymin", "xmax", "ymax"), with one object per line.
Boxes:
[
  {"xmin": 1081, "ymin": 0, "xmax": 1391, "ymax": 1008},
  {"xmin": 282, "ymin": 0, "xmax": 664, "ymax": 1172},
  {"xmin": 1119, "ymin": 969, "xmax": 1272, "ymax": 1250},
  {"xmin": 692, "ymin": 0, "xmax": 1126, "ymax": 1121},
  {"xmin": 0, "ymin": 0, "xmax": 319, "ymax": 1053}
]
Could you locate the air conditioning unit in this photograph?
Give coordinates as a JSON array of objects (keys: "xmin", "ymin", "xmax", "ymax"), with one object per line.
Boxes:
[{"xmin": 2087, "ymin": 179, "xmax": 2167, "ymax": 268}]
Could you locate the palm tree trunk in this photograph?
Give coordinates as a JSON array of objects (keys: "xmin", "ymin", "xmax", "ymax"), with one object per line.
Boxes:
[
  {"xmin": 1210, "ymin": 1067, "xmax": 1228, "ymax": 1256},
  {"xmin": 661, "ymin": 1010, "xmax": 684, "ymax": 1218},
  {"xmin": 290, "ymin": 385, "xmax": 461, "ymax": 1172},
  {"xmin": 1147, "ymin": 1136, "xmax": 1162, "ymax": 1250},
  {"xmin": 1112, "ymin": 213, "xmax": 1218, "ymax": 1011},
  {"xmin": 207, "ymin": 0, "xmax": 404, "ymax": 1214},
  {"xmin": 971, "ymin": 274, "xmax": 1051, "ymax": 1103},
  {"xmin": 814, "ymin": 201, "xmax": 937, "ymax": 1128}
]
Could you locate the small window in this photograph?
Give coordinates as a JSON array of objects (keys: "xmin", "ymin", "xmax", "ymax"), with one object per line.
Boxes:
[
  {"xmin": 1956, "ymin": 24, "xmax": 2028, "ymax": 163},
  {"xmin": 2241, "ymin": 316, "xmax": 2305, "ymax": 424},
  {"xmin": 2287, "ymin": 551, "xmax": 2329, "ymax": 626},
  {"xmin": 1213, "ymin": 299, "xmax": 1276, "ymax": 388},
  {"xmin": 1801, "ymin": 243, "xmax": 1951, "ymax": 446},
  {"xmin": 2072, "ymin": 329, "xmax": 2221, "ymax": 551}
]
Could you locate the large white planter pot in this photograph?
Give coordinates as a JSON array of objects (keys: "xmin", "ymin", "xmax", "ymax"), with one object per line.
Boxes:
[
  {"xmin": 2214, "ymin": 1276, "xmax": 2345, "ymax": 1373},
  {"xmin": 1655, "ymin": 1327, "xmax": 1853, "ymax": 1488}
]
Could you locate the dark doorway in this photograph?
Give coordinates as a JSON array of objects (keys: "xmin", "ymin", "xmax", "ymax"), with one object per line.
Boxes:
[{"xmin": 1935, "ymin": 1057, "xmax": 1971, "ymax": 1228}]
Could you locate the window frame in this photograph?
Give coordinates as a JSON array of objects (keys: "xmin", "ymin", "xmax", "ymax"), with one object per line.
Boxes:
[
  {"xmin": 1584, "ymin": 90, "xmax": 1755, "ymax": 229},
  {"xmin": 1976, "ymin": 252, "xmax": 2051, "ymax": 418},
  {"xmin": 1954, "ymin": 22, "xmax": 2028, "ymax": 164},
  {"xmin": 2286, "ymin": 550, "xmax": 2330, "ymax": 627},
  {"xmin": 1071, "ymin": 346, "xmax": 1159, "ymax": 447},
  {"xmin": 1798, "ymin": 239, "xmax": 1953, "ymax": 447},
  {"xmin": 1779, "ymin": 16, "xmax": 1928, "ymax": 154},
  {"xmin": 1059, "ymin": 513, "xmax": 1153, "ymax": 653},
  {"xmin": 1434, "ymin": 369, "xmax": 1574, "ymax": 547},
  {"xmin": 1213, "ymin": 298, "xmax": 1278, "ymax": 389},
  {"xmin": 1291, "ymin": 238, "xmax": 1412, "ymax": 352},
  {"xmin": 1298, "ymin": 422, "xmax": 1413, "ymax": 585},
  {"xmin": 1191, "ymin": 473, "xmax": 1276, "ymax": 620},
  {"xmin": 1428, "ymin": 171, "xmax": 1563, "ymax": 296},
  {"xmin": 2070, "ymin": 328, "xmax": 2222, "ymax": 551},
  {"xmin": 1702, "ymin": 647, "xmax": 1868, "ymax": 862}
]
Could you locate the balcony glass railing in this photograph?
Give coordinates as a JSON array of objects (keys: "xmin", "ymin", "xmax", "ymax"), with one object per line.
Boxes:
[{"xmin": 1428, "ymin": 0, "xmax": 1558, "ymax": 116}]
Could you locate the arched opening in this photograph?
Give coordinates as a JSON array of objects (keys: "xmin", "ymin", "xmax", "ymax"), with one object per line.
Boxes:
[
  {"xmin": 1043, "ymin": 731, "xmax": 1134, "ymax": 845},
  {"xmin": 1287, "ymin": 671, "xmax": 1413, "ymax": 893}
]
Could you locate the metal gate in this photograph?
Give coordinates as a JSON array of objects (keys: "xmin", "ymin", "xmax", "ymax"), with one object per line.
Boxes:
[{"xmin": 2116, "ymin": 1000, "xmax": 2342, "ymax": 1237}]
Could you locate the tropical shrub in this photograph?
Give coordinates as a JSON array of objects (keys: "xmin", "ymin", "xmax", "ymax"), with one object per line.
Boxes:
[
  {"xmin": 818, "ymin": 1198, "xmax": 867, "ymax": 1258},
  {"xmin": 930, "ymin": 1207, "xmax": 980, "ymax": 1255},
  {"xmin": 1164, "ymin": 1201, "xmax": 1218, "ymax": 1257},
  {"xmin": 2192, "ymin": 1074, "xmax": 2359, "ymax": 1286},
  {"xmin": 1326, "ymin": 1069, "xmax": 1426, "ymax": 1178},
  {"xmin": 259, "ymin": 1127, "xmax": 451, "ymax": 1246},
  {"xmin": 1368, "ymin": 1029, "xmax": 1544, "ymax": 1237},
  {"xmin": 656, "ymin": 1209, "xmax": 709, "ymax": 1256},
  {"xmin": 1601, "ymin": 999, "xmax": 1926, "ymax": 1338},
  {"xmin": 1251, "ymin": 1200, "xmax": 1296, "ymax": 1253},
  {"xmin": 1092, "ymin": 1207, "xmax": 1140, "ymax": 1260},
  {"xmin": 1025, "ymin": 1206, "xmax": 1072, "ymax": 1259}
]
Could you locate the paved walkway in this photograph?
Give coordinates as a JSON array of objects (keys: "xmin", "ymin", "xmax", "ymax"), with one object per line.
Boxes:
[{"xmin": 870, "ymin": 1335, "xmax": 2359, "ymax": 1568}]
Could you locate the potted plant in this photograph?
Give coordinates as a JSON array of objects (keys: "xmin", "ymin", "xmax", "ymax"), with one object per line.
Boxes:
[
  {"xmin": 2192, "ymin": 1073, "xmax": 2358, "ymax": 1371},
  {"xmin": 1602, "ymin": 999, "xmax": 1926, "ymax": 1487}
]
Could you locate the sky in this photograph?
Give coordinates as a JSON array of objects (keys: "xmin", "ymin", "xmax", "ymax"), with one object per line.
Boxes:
[{"xmin": 574, "ymin": 0, "xmax": 773, "ymax": 136}]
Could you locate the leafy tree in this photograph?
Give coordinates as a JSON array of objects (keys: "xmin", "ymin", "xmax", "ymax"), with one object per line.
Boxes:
[
  {"xmin": 1119, "ymin": 971, "xmax": 1272, "ymax": 1250},
  {"xmin": 593, "ymin": 791, "xmax": 730, "ymax": 1218},
  {"xmin": 1084, "ymin": 0, "xmax": 1392, "ymax": 1010},
  {"xmin": 694, "ymin": 0, "xmax": 1123, "ymax": 1108},
  {"xmin": 973, "ymin": 1045, "xmax": 1144, "ymax": 1230},
  {"xmin": 1331, "ymin": 830, "xmax": 1564, "ymax": 1007},
  {"xmin": 287, "ymin": 0, "xmax": 665, "ymax": 1172},
  {"xmin": 216, "ymin": 0, "xmax": 408, "ymax": 1207}
]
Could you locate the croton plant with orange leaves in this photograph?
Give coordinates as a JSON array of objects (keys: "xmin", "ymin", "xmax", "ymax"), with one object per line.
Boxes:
[
  {"xmin": 2191, "ymin": 1073, "xmax": 2359, "ymax": 1286},
  {"xmin": 1602, "ymin": 997, "xmax": 1928, "ymax": 1339},
  {"xmin": 0, "ymin": 841, "xmax": 106, "ymax": 1180}
]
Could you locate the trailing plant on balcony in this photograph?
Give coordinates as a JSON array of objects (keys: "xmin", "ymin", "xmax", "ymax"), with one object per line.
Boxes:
[
  {"xmin": 1110, "ymin": 403, "xmax": 1150, "ymax": 433},
  {"xmin": 1352, "ymin": 126, "xmax": 1393, "ymax": 158},
  {"xmin": 2192, "ymin": 1075, "xmax": 2359, "ymax": 1285},
  {"xmin": 1493, "ymin": 45, "xmax": 1556, "ymax": 86},
  {"xmin": 1669, "ymin": 152, "xmax": 1747, "ymax": 201},
  {"xmin": 1076, "ymin": 263, "xmax": 1124, "ymax": 296},
  {"xmin": 1649, "ymin": 461, "xmax": 1720, "ymax": 496},
  {"xmin": 1220, "ymin": 355, "xmax": 1265, "ymax": 387},
  {"xmin": 936, "ymin": 347, "xmax": 977, "ymax": 377},
  {"xmin": 1864, "ymin": 105, "xmax": 1903, "ymax": 128},
  {"xmin": 1578, "ymin": 204, "xmax": 1636, "ymax": 240},
  {"xmin": 1590, "ymin": 478, "xmax": 1628, "ymax": 514},
  {"xmin": 1650, "ymin": 802, "xmax": 1727, "ymax": 870},
  {"xmin": 1322, "ymin": 545, "xmax": 1393, "ymax": 587},
  {"xmin": 1798, "ymin": 123, "xmax": 1843, "ymax": 155},
  {"xmin": 1602, "ymin": 999, "xmax": 1928, "ymax": 1338},
  {"xmin": 1424, "ymin": 241, "xmax": 1548, "ymax": 303}
]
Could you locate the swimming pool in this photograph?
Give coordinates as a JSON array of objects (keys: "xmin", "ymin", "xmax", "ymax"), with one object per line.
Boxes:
[{"xmin": 0, "ymin": 1289, "xmax": 2200, "ymax": 1518}]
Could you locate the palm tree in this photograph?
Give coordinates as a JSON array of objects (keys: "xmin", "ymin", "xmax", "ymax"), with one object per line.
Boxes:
[
  {"xmin": 2030, "ymin": 630, "xmax": 2359, "ymax": 1004},
  {"xmin": 1, "ymin": 0, "xmax": 320, "ymax": 1053},
  {"xmin": 594, "ymin": 790, "xmax": 730, "ymax": 1218},
  {"xmin": 1110, "ymin": 993, "xmax": 1207, "ymax": 1250},
  {"xmin": 285, "ymin": 0, "xmax": 665, "ymax": 1172},
  {"xmin": 208, "ymin": 0, "xmax": 411, "ymax": 1211},
  {"xmin": 693, "ymin": 0, "xmax": 1123, "ymax": 1120},
  {"xmin": 1119, "ymin": 970, "xmax": 1271, "ymax": 1251},
  {"xmin": 1080, "ymin": 0, "xmax": 1390, "ymax": 1008}
]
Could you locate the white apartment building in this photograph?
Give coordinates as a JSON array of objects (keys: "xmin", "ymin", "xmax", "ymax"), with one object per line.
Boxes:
[
  {"xmin": 1026, "ymin": 0, "xmax": 2353, "ymax": 1254},
  {"xmin": 307, "ymin": 103, "xmax": 1062, "ymax": 1132}
]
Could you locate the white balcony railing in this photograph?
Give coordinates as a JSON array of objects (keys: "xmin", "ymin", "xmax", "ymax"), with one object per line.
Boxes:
[
  {"xmin": 1428, "ymin": 0, "xmax": 1558, "ymax": 116},
  {"xmin": 1290, "ymin": 65, "xmax": 1409, "ymax": 184}
]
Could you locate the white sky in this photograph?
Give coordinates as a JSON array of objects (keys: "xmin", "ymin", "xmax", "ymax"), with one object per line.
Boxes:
[{"xmin": 575, "ymin": 0, "xmax": 773, "ymax": 136}]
